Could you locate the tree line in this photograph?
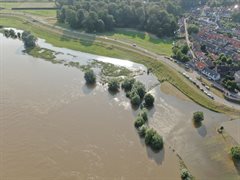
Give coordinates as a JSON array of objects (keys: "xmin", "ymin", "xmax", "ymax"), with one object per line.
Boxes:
[{"xmin": 56, "ymin": 0, "xmax": 181, "ymax": 37}]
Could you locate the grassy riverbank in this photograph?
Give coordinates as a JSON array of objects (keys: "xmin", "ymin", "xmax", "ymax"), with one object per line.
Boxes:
[
  {"xmin": 0, "ymin": 16, "xmax": 238, "ymax": 116},
  {"xmin": 102, "ymin": 28, "xmax": 173, "ymax": 56}
]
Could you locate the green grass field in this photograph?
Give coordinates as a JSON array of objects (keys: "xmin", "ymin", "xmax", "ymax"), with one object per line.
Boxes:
[
  {"xmin": 20, "ymin": 9, "xmax": 56, "ymax": 17},
  {"xmin": 102, "ymin": 28, "xmax": 173, "ymax": 56},
  {"xmin": 0, "ymin": 1, "xmax": 56, "ymax": 9},
  {"xmin": 0, "ymin": 16, "xmax": 238, "ymax": 116}
]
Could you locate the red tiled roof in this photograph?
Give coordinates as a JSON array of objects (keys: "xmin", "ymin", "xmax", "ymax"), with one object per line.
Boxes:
[{"xmin": 195, "ymin": 61, "xmax": 206, "ymax": 70}]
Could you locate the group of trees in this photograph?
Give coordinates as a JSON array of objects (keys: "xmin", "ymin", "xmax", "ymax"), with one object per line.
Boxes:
[
  {"xmin": 222, "ymin": 76, "xmax": 239, "ymax": 92},
  {"xmin": 122, "ymin": 78, "xmax": 154, "ymax": 107},
  {"xmin": 172, "ymin": 44, "xmax": 190, "ymax": 62},
  {"xmin": 135, "ymin": 108, "xmax": 163, "ymax": 151},
  {"xmin": 56, "ymin": 0, "xmax": 179, "ymax": 37},
  {"xmin": 215, "ymin": 54, "xmax": 233, "ymax": 65},
  {"xmin": 3, "ymin": 29, "xmax": 36, "ymax": 48},
  {"xmin": 3, "ymin": 29, "xmax": 21, "ymax": 39},
  {"xmin": 187, "ymin": 24, "xmax": 199, "ymax": 35}
]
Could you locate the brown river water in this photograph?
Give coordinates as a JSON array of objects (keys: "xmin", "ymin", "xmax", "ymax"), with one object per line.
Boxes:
[{"xmin": 0, "ymin": 33, "xmax": 239, "ymax": 180}]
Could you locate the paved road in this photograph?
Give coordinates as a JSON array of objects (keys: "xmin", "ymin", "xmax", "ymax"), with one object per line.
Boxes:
[
  {"xmin": 184, "ymin": 18, "xmax": 196, "ymax": 59},
  {"xmin": 1, "ymin": 12, "xmax": 240, "ymax": 110}
]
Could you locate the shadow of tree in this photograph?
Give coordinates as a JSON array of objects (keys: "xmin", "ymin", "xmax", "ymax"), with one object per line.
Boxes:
[
  {"xmin": 146, "ymin": 146, "xmax": 165, "ymax": 165},
  {"xmin": 233, "ymin": 159, "xmax": 240, "ymax": 175},
  {"xmin": 82, "ymin": 83, "xmax": 96, "ymax": 95},
  {"xmin": 197, "ymin": 124, "xmax": 207, "ymax": 137}
]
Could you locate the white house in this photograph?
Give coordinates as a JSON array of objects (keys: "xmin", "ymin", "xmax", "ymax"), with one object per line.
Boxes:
[{"xmin": 201, "ymin": 68, "xmax": 220, "ymax": 81}]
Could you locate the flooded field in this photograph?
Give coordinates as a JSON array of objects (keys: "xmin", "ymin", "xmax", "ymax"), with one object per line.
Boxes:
[
  {"xmin": 0, "ymin": 34, "xmax": 180, "ymax": 179},
  {"xmin": 0, "ymin": 33, "xmax": 239, "ymax": 179}
]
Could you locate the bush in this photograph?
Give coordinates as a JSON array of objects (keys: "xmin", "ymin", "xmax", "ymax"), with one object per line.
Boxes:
[
  {"xmin": 138, "ymin": 125, "xmax": 148, "ymax": 137},
  {"xmin": 181, "ymin": 168, "xmax": 192, "ymax": 180},
  {"xmin": 145, "ymin": 128, "xmax": 163, "ymax": 151},
  {"xmin": 134, "ymin": 116, "xmax": 145, "ymax": 128},
  {"xmin": 230, "ymin": 146, "xmax": 240, "ymax": 160},
  {"xmin": 108, "ymin": 79, "xmax": 120, "ymax": 92},
  {"xmin": 193, "ymin": 111, "xmax": 204, "ymax": 122},
  {"xmin": 84, "ymin": 69, "xmax": 96, "ymax": 84},
  {"xmin": 144, "ymin": 93, "xmax": 155, "ymax": 107},
  {"xmin": 130, "ymin": 93, "xmax": 141, "ymax": 106},
  {"xmin": 121, "ymin": 78, "xmax": 135, "ymax": 92},
  {"xmin": 138, "ymin": 108, "xmax": 148, "ymax": 122}
]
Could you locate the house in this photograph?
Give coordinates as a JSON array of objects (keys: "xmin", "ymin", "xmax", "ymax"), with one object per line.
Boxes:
[
  {"xmin": 202, "ymin": 67, "xmax": 221, "ymax": 81},
  {"xmin": 195, "ymin": 61, "xmax": 206, "ymax": 71}
]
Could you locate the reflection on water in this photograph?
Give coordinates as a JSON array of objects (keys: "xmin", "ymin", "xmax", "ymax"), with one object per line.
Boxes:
[
  {"xmin": 0, "ymin": 34, "xmax": 180, "ymax": 179},
  {"xmin": 1, "ymin": 32, "xmax": 239, "ymax": 179}
]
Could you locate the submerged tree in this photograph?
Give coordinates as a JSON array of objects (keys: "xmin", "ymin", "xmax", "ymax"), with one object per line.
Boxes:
[
  {"xmin": 22, "ymin": 31, "xmax": 37, "ymax": 48},
  {"xmin": 144, "ymin": 93, "xmax": 155, "ymax": 107},
  {"xmin": 84, "ymin": 69, "xmax": 96, "ymax": 84},
  {"xmin": 108, "ymin": 79, "xmax": 120, "ymax": 92},
  {"xmin": 193, "ymin": 111, "xmax": 204, "ymax": 123},
  {"xmin": 230, "ymin": 146, "xmax": 240, "ymax": 161}
]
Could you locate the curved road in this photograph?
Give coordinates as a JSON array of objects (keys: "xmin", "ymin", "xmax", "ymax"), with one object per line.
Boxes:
[{"xmin": 1, "ymin": 11, "xmax": 240, "ymax": 110}]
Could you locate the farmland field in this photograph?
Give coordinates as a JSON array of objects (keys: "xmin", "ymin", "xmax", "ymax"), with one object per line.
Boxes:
[{"xmin": 0, "ymin": 1, "xmax": 56, "ymax": 9}]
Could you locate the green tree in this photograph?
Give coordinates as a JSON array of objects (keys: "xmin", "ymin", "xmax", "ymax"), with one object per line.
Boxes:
[
  {"xmin": 193, "ymin": 111, "xmax": 204, "ymax": 122},
  {"xmin": 181, "ymin": 168, "xmax": 192, "ymax": 180},
  {"xmin": 84, "ymin": 69, "xmax": 96, "ymax": 84},
  {"xmin": 187, "ymin": 24, "xmax": 199, "ymax": 34},
  {"xmin": 132, "ymin": 81, "xmax": 146, "ymax": 98},
  {"xmin": 138, "ymin": 125, "xmax": 148, "ymax": 137},
  {"xmin": 22, "ymin": 31, "xmax": 37, "ymax": 48},
  {"xmin": 230, "ymin": 146, "xmax": 240, "ymax": 160},
  {"xmin": 131, "ymin": 93, "xmax": 141, "ymax": 106},
  {"xmin": 65, "ymin": 8, "xmax": 78, "ymax": 28},
  {"xmin": 95, "ymin": 19, "xmax": 105, "ymax": 32},
  {"xmin": 84, "ymin": 11, "xmax": 98, "ymax": 32},
  {"xmin": 108, "ymin": 79, "xmax": 120, "ymax": 92},
  {"xmin": 145, "ymin": 128, "xmax": 163, "ymax": 151},
  {"xmin": 138, "ymin": 108, "xmax": 148, "ymax": 122},
  {"xmin": 134, "ymin": 116, "xmax": 145, "ymax": 128},
  {"xmin": 144, "ymin": 93, "xmax": 155, "ymax": 107},
  {"xmin": 121, "ymin": 78, "xmax": 135, "ymax": 92}
]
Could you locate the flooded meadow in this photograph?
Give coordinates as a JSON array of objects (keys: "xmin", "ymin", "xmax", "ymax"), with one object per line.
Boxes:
[{"xmin": 0, "ymin": 32, "xmax": 239, "ymax": 179}]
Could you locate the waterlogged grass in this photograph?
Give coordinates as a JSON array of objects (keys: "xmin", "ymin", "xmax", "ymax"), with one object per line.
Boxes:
[
  {"xmin": 102, "ymin": 28, "xmax": 173, "ymax": 56},
  {"xmin": 25, "ymin": 47, "xmax": 57, "ymax": 62},
  {"xmin": 0, "ymin": 16, "xmax": 238, "ymax": 115}
]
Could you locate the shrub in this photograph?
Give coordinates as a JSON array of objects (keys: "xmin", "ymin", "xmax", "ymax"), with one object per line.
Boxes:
[
  {"xmin": 84, "ymin": 69, "xmax": 96, "ymax": 84},
  {"xmin": 193, "ymin": 111, "xmax": 204, "ymax": 122},
  {"xmin": 138, "ymin": 108, "xmax": 148, "ymax": 122},
  {"xmin": 145, "ymin": 128, "xmax": 163, "ymax": 151},
  {"xmin": 108, "ymin": 79, "xmax": 120, "ymax": 92},
  {"xmin": 181, "ymin": 168, "xmax": 192, "ymax": 180},
  {"xmin": 138, "ymin": 125, "xmax": 148, "ymax": 137},
  {"xmin": 130, "ymin": 93, "xmax": 141, "ymax": 106},
  {"xmin": 230, "ymin": 146, "xmax": 240, "ymax": 160},
  {"xmin": 134, "ymin": 116, "xmax": 145, "ymax": 128},
  {"xmin": 144, "ymin": 93, "xmax": 155, "ymax": 107},
  {"xmin": 121, "ymin": 78, "xmax": 135, "ymax": 92}
]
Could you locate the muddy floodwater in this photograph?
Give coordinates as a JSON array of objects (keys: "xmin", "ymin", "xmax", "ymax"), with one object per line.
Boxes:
[
  {"xmin": 1, "ymin": 33, "xmax": 239, "ymax": 180},
  {"xmin": 0, "ymin": 34, "xmax": 180, "ymax": 179}
]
